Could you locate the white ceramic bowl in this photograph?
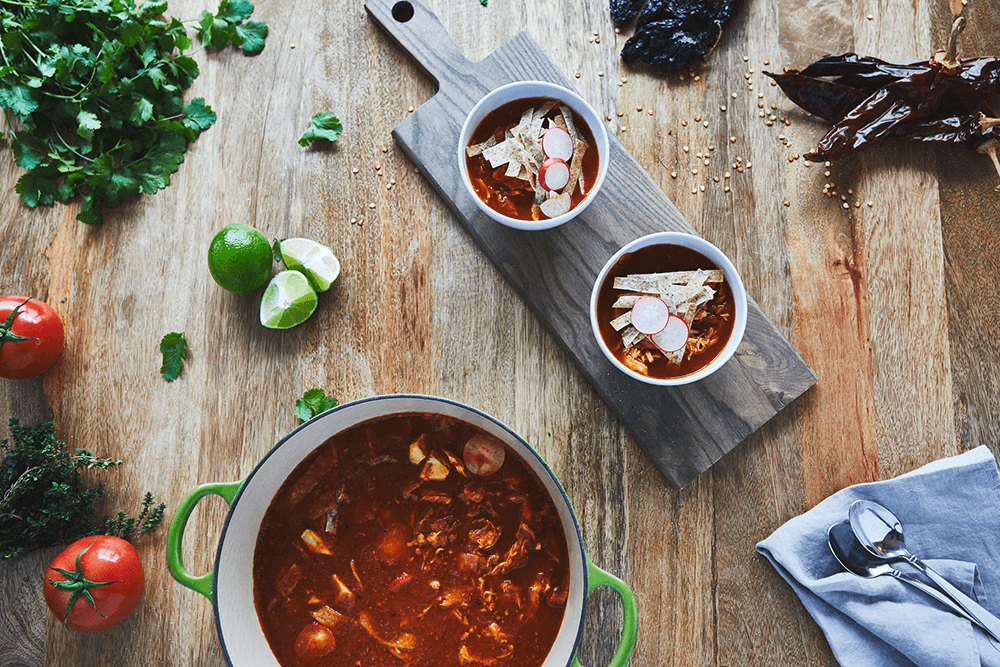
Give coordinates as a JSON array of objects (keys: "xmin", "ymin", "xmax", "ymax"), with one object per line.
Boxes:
[
  {"xmin": 457, "ymin": 81, "xmax": 609, "ymax": 231},
  {"xmin": 589, "ymin": 232, "xmax": 748, "ymax": 386},
  {"xmin": 167, "ymin": 395, "xmax": 636, "ymax": 667}
]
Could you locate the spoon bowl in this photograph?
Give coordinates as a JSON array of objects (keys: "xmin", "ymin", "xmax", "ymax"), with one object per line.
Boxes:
[{"xmin": 848, "ymin": 499, "xmax": 1000, "ymax": 642}]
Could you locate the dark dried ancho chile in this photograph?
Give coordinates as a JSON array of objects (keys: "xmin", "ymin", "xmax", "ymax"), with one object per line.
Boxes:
[
  {"xmin": 610, "ymin": 0, "xmax": 647, "ymax": 26},
  {"xmin": 617, "ymin": 0, "xmax": 744, "ymax": 72},
  {"xmin": 766, "ymin": 16, "xmax": 1000, "ymax": 188}
]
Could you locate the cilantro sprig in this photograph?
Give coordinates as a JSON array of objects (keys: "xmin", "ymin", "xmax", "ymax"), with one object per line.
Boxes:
[
  {"xmin": 299, "ymin": 113, "xmax": 343, "ymax": 147},
  {"xmin": 295, "ymin": 388, "xmax": 339, "ymax": 421},
  {"xmin": 0, "ymin": 0, "xmax": 267, "ymax": 225},
  {"xmin": 159, "ymin": 332, "xmax": 188, "ymax": 381}
]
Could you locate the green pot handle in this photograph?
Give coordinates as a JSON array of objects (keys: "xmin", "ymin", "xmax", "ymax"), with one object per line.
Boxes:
[
  {"xmin": 571, "ymin": 559, "xmax": 638, "ymax": 667},
  {"xmin": 165, "ymin": 480, "xmax": 243, "ymax": 602}
]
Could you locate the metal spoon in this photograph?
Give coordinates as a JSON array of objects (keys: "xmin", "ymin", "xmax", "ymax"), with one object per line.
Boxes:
[
  {"xmin": 849, "ymin": 499, "xmax": 1000, "ymax": 643},
  {"xmin": 828, "ymin": 521, "xmax": 985, "ymax": 624}
]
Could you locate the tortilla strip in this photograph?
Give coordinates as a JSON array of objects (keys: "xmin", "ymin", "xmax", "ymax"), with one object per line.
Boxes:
[
  {"xmin": 610, "ymin": 312, "xmax": 632, "ymax": 331},
  {"xmin": 559, "ymin": 105, "xmax": 579, "ymax": 142},
  {"xmin": 552, "ymin": 115, "xmax": 568, "ymax": 132},
  {"xmin": 466, "ymin": 135, "xmax": 497, "ymax": 158},
  {"xmin": 621, "ymin": 326, "xmax": 645, "ymax": 348},
  {"xmin": 483, "ymin": 140, "xmax": 516, "ymax": 169},
  {"xmin": 562, "ymin": 139, "xmax": 587, "ymax": 196},
  {"xmin": 611, "ymin": 294, "xmax": 644, "ymax": 309},
  {"xmin": 614, "ymin": 270, "xmax": 724, "ymax": 292}
]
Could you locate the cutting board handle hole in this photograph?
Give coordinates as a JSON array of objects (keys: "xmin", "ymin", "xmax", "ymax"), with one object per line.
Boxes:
[{"xmin": 391, "ymin": 1, "xmax": 414, "ymax": 22}]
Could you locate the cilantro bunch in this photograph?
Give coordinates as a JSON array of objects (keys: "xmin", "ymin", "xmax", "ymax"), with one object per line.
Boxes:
[{"xmin": 0, "ymin": 0, "xmax": 267, "ymax": 224}]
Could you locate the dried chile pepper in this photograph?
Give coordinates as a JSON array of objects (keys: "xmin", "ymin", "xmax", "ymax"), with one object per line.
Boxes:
[
  {"xmin": 615, "ymin": 0, "xmax": 744, "ymax": 72},
  {"xmin": 767, "ymin": 17, "xmax": 1000, "ymax": 187}
]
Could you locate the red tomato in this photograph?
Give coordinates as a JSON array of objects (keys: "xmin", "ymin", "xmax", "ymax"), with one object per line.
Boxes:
[
  {"xmin": 44, "ymin": 536, "xmax": 145, "ymax": 632},
  {"xmin": 0, "ymin": 295, "xmax": 65, "ymax": 379}
]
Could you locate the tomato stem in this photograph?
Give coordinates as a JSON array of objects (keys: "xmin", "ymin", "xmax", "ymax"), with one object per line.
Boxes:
[
  {"xmin": 47, "ymin": 541, "xmax": 123, "ymax": 624},
  {"xmin": 0, "ymin": 298, "xmax": 41, "ymax": 354}
]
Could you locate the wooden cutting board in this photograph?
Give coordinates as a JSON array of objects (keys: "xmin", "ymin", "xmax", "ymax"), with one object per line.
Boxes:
[{"xmin": 364, "ymin": 0, "xmax": 818, "ymax": 489}]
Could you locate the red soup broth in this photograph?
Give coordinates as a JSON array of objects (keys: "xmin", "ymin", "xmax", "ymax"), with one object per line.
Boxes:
[
  {"xmin": 466, "ymin": 96, "xmax": 599, "ymax": 221},
  {"xmin": 595, "ymin": 243, "xmax": 736, "ymax": 379},
  {"xmin": 253, "ymin": 412, "xmax": 570, "ymax": 667}
]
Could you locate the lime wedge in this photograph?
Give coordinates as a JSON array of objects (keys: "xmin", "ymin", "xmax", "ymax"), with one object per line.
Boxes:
[
  {"xmin": 278, "ymin": 238, "xmax": 341, "ymax": 292},
  {"xmin": 260, "ymin": 270, "xmax": 318, "ymax": 329}
]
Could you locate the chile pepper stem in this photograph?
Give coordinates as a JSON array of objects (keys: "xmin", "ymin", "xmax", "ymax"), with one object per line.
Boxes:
[
  {"xmin": 976, "ymin": 139, "xmax": 1000, "ymax": 191},
  {"xmin": 940, "ymin": 16, "xmax": 966, "ymax": 68},
  {"xmin": 980, "ymin": 114, "xmax": 1000, "ymax": 131}
]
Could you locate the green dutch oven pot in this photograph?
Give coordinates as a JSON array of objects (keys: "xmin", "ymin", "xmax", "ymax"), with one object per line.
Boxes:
[{"xmin": 167, "ymin": 394, "xmax": 637, "ymax": 667}]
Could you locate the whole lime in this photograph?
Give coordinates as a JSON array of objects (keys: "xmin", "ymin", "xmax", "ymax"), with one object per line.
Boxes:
[{"xmin": 208, "ymin": 224, "xmax": 273, "ymax": 296}]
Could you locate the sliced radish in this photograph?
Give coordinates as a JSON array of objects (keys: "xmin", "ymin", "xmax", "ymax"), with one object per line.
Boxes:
[
  {"xmin": 538, "ymin": 157, "xmax": 570, "ymax": 191},
  {"xmin": 650, "ymin": 315, "xmax": 689, "ymax": 353},
  {"xmin": 630, "ymin": 296, "xmax": 670, "ymax": 335},
  {"xmin": 539, "ymin": 193, "xmax": 572, "ymax": 218},
  {"xmin": 542, "ymin": 127, "xmax": 574, "ymax": 161}
]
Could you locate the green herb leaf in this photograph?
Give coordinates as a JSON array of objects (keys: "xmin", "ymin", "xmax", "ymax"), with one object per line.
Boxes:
[
  {"xmin": 159, "ymin": 332, "xmax": 188, "ymax": 381},
  {"xmin": 0, "ymin": 0, "xmax": 267, "ymax": 225},
  {"xmin": 298, "ymin": 113, "xmax": 343, "ymax": 147},
  {"xmin": 295, "ymin": 388, "xmax": 339, "ymax": 421}
]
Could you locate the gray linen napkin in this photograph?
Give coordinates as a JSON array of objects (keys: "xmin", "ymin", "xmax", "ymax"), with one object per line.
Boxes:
[{"xmin": 757, "ymin": 446, "xmax": 1000, "ymax": 667}]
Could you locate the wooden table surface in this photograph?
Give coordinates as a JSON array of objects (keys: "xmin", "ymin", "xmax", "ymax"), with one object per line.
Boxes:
[{"xmin": 2, "ymin": 0, "xmax": 999, "ymax": 665}]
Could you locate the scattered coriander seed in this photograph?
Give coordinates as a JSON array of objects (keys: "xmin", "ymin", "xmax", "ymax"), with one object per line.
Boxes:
[
  {"xmin": 636, "ymin": 106, "xmax": 643, "ymax": 111},
  {"xmin": 622, "ymin": 77, "xmax": 628, "ymax": 83},
  {"xmin": 770, "ymin": 80, "xmax": 777, "ymax": 86},
  {"xmin": 702, "ymin": 120, "xmax": 709, "ymax": 127},
  {"xmin": 606, "ymin": 114, "xmax": 612, "ymax": 121},
  {"xmin": 708, "ymin": 145, "xmax": 715, "ymax": 151},
  {"xmin": 593, "ymin": 30, "xmax": 599, "ymax": 35},
  {"xmin": 760, "ymin": 111, "xmax": 766, "ymax": 117},
  {"xmin": 758, "ymin": 92, "xmax": 764, "ymax": 98},
  {"xmin": 368, "ymin": 203, "xmax": 375, "ymax": 209},
  {"xmin": 743, "ymin": 55, "xmax": 749, "ymax": 61},
  {"xmin": 764, "ymin": 60, "xmax": 770, "ymax": 65},
  {"xmin": 824, "ymin": 170, "xmax": 831, "ymax": 176},
  {"xmin": 352, "ymin": 167, "xmax": 359, "ymax": 174},
  {"xmin": 595, "ymin": 36, "xmax": 601, "ymax": 43},
  {"xmin": 694, "ymin": 116, "xmax": 702, "ymax": 122},
  {"xmin": 681, "ymin": 119, "xmax": 688, "ymax": 126},
  {"xmin": 620, "ymin": 127, "xmax": 627, "ymax": 132},
  {"xmin": 724, "ymin": 185, "xmax": 731, "ymax": 192},
  {"xmin": 847, "ymin": 188, "xmax": 854, "ymax": 194},
  {"xmin": 826, "ymin": 161, "xmax": 832, "ymax": 167},
  {"xmin": 713, "ymin": 176, "xmax": 720, "ymax": 182},
  {"xmin": 703, "ymin": 159, "xmax": 709, "ymax": 166},
  {"xmin": 648, "ymin": 110, "xmax": 654, "ymax": 115},
  {"xmin": 730, "ymin": 136, "xmax": 737, "ymax": 143},
  {"xmin": 575, "ymin": 72, "xmax": 581, "ymax": 78},
  {"xmin": 691, "ymin": 167, "xmax": 699, "ymax": 174},
  {"xmin": 691, "ymin": 188, "xmax": 697, "ymax": 194},
  {"xmin": 783, "ymin": 200, "xmax": 790, "ymax": 206},
  {"xmin": 699, "ymin": 185, "xmax": 705, "ymax": 192},
  {"xmin": 350, "ymin": 217, "xmax": 357, "ymax": 223},
  {"xmin": 731, "ymin": 92, "xmax": 738, "ymax": 99},
  {"xmin": 598, "ymin": 71, "xmax": 605, "ymax": 76},
  {"xmin": 683, "ymin": 145, "xmax": 689, "ymax": 152},
  {"xmin": 724, "ymin": 172, "xmax": 731, "ymax": 178},
  {"xmin": 407, "ymin": 106, "xmax": 414, "ymax": 112},
  {"xmin": 843, "ymin": 202, "xmax": 849, "ymax": 209},
  {"xmin": 589, "ymin": 37, "xmax": 594, "ymax": 43},
  {"xmin": 804, "ymin": 160, "xmax": 812, "ymax": 167},
  {"xmin": 720, "ymin": 105, "xmax": 727, "ymax": 111},
  {"xmin": 671, "ymin": 171, "xmax": 678, "ymax": 178},
  {"xmin": 617, "ymin": 111, "xmax": 624, "ymax": 117},
  {"xmin": 694, "ymin": 75, "xmax": 701, "ymax": 81},
  {"xmin": 855, "ymin": 202, "xmax": 861, "ymax": 208},
  {"xmin": 618, "ymin": 81, "xmax": 624, "ymax": 87},
  {"xmin": 868, "ymin": 201, "xmax": 874, "ymax": 207},
  {"xmin": 867, "ymin": 13, "xmax": 873, "ymax": 19}
]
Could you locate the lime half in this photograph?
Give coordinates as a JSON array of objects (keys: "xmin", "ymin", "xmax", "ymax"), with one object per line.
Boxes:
[
  {"xmin": 260, "ymin": 270, "xmax": 318, "ymax": 329},
  {"xmin": 278, "ymin": 238, "xmax": 341, "ymax": 292}
]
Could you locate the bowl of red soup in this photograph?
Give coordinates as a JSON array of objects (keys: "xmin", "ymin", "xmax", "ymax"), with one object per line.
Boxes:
[
  {"xmin": 458, "ymin": 81, "xmax": 609, "ymax": 230},
  {"xmin": 166, "ymin": 395, "xmax": 636, "ymax": 667},
  {"xmin": 590, "ymin": 232, "xmax": 748, "ymax": 386}
]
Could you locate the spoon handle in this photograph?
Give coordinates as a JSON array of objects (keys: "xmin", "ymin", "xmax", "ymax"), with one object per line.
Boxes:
[{"xmin": 909, "ymin": 558, "xmax": 1000, "ymax": 643}]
